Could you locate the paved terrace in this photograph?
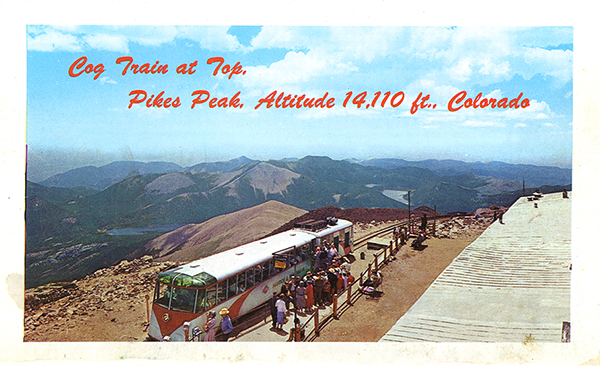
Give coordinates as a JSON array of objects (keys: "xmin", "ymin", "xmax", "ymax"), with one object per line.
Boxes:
[{"xmin": 380, "ymin": 191, "xmax": 571, "ymax": 343}]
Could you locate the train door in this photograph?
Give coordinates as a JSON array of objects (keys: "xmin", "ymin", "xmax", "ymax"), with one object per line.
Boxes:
[
  {"xmin": 345, "ymin": 231, "xmax": 351, "ymax": 254},
  {"xmin": 334, "ymin": 236, "xmax": 340, "ymax": 254}
]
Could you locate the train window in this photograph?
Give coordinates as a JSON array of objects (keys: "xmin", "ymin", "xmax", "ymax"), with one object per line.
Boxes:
[
  {"xmin": 228, "ymin": 277, "xmax": 238, "ymax": 298},
  {"xmin": 289, "ymin": 250, "xmax": 297, "ymax": 266},
  {"xmin": 237, "ymin": 272, "xmax": 246, "ymax": 292},
  {"xmin": 205, "ymin": 285, "xmax": 216, "ymax": 309},
  {"xmin": 268, "ymin": 259, "xmax": 276, "ymax": 277},
  {"xmin": 216, "ymin": 281, "xmax": 227, "ymax": 304},
  {"xmin": 254, "ymin": 265, "xmax": 262, "ymax": 284},
  {"xmin": 155, "ymin": 281, "xmax": 170, "ymax": 308},
  {"xmin": 171, "ymin": 287, "xmax": 196, "ymax": 313},
  {"xmin": 261, "ymin": 262, "xmax": 269, "ymax": 280},
  {"xmin": 195, "ymin": 288, "xmax": 206, "ymax": 313},
  {"xmin": 246, "ymin": 268, "xmax": 255, "ymax": 288},
  {"xmin": 300, "ymin": 244, "xmax": 309, "ymax": 261}
]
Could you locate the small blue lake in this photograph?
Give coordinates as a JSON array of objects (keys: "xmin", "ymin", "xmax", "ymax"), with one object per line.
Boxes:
[{"xmin": 106, "ymin": 224, "xmax": 183, "ymax": 236}]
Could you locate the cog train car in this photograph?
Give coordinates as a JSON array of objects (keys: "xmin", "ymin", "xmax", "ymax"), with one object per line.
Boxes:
[{"xmin": 148, "ymin": 217, "xmax": 353, "ymax": 341}]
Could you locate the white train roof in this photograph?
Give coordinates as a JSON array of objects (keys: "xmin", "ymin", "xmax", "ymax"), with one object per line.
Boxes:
[{"xmin": 158, "ymin": 218, "xmax": 352, "ymax": 286}]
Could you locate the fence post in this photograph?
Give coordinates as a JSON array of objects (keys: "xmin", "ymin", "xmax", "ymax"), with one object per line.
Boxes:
[
  {"xmin": 314, "ymin": 307, "xmax": 320, "ymax": 336},
  {"xmin": 374, "ymin": 255, "xmax": 378, "ymax": 272},
  {"xmin": 368, "ymin": 263, "xmax": 372, "ymax": 279},
  {"xmin": 359, "ymin": 272, "xmax": 364, "ymax": 286},
  {"xmin": 333, "ymin": 294, "xmax": 338, "ymax": 319},
  {"xmin": 347, "ymin": 282, "xmax": 352, "ymax": 305},
  {"xmin": 144, "ymin": 294, "xmax": 150, "ymax": 327}
]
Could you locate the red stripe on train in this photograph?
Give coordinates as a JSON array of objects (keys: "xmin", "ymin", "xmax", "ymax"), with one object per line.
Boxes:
[{"xmin": 152, "ymin": 303, "xmax": 200, "ymax": 338}]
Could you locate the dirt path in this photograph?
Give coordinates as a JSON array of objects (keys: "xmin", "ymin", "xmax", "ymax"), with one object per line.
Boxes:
[{"xmin": 313, "ymin": 230, "xmax": 485, "ymax": 342}]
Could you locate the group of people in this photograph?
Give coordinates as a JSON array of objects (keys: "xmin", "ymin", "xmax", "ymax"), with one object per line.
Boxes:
[
  {"xmin": 269, "ymin": 245, "xmax": 355, "ymax": 332},
  {"xmin": 200, "ymin": 307, "xmax": 233, "ymax": 342},
  {"xmin": 313, "ymin": 240, "xmax": 340, "ymax": 271}
]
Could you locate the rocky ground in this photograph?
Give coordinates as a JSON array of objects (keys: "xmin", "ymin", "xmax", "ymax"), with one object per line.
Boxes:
[
  {"xmin": 23, "ymin": 206, "xmax": 500, "ymax": 342},
  {"xmin": 24, "ymin": 256, "xmax": 178, "ymax": 342}
]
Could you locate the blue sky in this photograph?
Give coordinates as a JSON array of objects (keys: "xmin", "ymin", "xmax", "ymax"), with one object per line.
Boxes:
[{"xmin": 26, "ymin": 26, "xmax": 573, "ymax": 177}]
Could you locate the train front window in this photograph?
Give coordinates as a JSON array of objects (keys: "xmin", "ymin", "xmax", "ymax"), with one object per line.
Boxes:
[
  {"xmin": 171, "ymin": 287, "xmax": 197, "ymax": 313},
  {"xmin": 155, "ymin": 281, "xmax": 170, "ymax": 307}
]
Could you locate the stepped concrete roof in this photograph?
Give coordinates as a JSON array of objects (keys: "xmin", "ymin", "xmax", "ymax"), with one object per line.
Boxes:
[{"xmin": 380, "ymin": 191, "xmax": 571, "ymax": 342}]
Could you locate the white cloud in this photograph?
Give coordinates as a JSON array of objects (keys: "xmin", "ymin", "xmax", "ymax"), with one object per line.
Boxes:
[
  {"xmin": 99, "ymin": 77, "xmax": 117, "ymax": 85},
  {"xmin": 27, "ymin": 28, "xmax": 81, "ymax": 52},
  {"xmin": 177, "ymin": 26, "xmax": 242, "ymax": 52},
  {"xmin": 479, "ymin": 60, "xmax": 510, "ymax": 78},
  {"xmin": 83, "ymin": 34, "xmax": 129, "ymax": 53},
  {"xmin": 521, "ymin": 47, "xmax": 573, "ymax": 83},
  {"xmin": 240, "ymin": 49, "xmax": 357, "ymax": 91},
  {"xmin": 250, "ymin": 26, "xmax": 405, "ymax": 64},
  {"xmin": 27, "ymin": 25, "xmax": 237, "ymax": 53},
  {"xmin": 485, "ymin": 89, "xmax": 504, "ymax": 99},
  {"xmin": 250, "ymin": 26, "xmax": 316, "ymax": 51},
  {"xmin": 450, "ymin": 58, "xmax": 473, "ymax": 82},
  {"xmin": 515, "ymin": 123, "xmax": 528, "ymax": 128}
]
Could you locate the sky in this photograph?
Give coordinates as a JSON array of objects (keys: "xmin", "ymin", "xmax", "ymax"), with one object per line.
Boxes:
[{"xmin": 26, "ymin": 25, "xmax": 573, "ymax": 180}]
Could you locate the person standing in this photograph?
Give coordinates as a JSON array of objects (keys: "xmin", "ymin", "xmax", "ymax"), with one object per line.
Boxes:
[
  {"xmin": 275, "ymin": 294, "xmax": 287, "ymax": 330},
  {"xmin": 323, "ymin": 278, "xmax": 331, "ymax": 304},
  {"xmin": 269, "ymin": 291, "xmax": 279, "ymax": 328},
  {"xmin": 327, "ymin": 268, "xmax": 338, "ymax": 297},
  {"xmin": 219, "ymin": 308, "xmax": 233, "ymax": 341},
  {"xmin": 314, "ymin": 273, "xmax": 324, "ymax": 306},
  {"xmin": 203, "ymin": 311, "xmax": 217, "ymax": 341},
  {"xmin": 296, "ymin": 282, "xmax": 306, "ymax": 313},
  {"xmin": 305, "ymin": 280, "xmax": 314, "ymax": 312}
]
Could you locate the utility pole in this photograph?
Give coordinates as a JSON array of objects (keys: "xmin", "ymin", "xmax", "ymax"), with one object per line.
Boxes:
[{"xmin": 407, "ymin": 190, "xmax": 412, "ymax": 234}]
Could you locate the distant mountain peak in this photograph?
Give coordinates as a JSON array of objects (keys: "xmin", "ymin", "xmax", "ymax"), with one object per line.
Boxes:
[
  {"xmin": 219, "ymin": 162, "xmax": 300, "ymax": 199},
  {"xmin": 185, "ymin": 156, "xmax": 257, "ymax": 174},
  {"xmin": 144, "ymin": 173, "xmax": 195, "ymax": 195}
]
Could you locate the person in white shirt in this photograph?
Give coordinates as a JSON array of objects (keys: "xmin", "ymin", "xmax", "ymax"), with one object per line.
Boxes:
[{"xmin": 275, "ymin": 294, "xmax": 287, "ymax": 330}]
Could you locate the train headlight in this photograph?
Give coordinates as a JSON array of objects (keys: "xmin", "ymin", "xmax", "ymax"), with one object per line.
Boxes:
[{"xmin": 162, "ymin": 313, "xmax": 171, "ymax": 322}]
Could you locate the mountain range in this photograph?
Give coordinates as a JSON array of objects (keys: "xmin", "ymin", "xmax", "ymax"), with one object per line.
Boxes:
[{"xmin": 25, "ymin": 155, "xmax": 571, "ymax": 288}]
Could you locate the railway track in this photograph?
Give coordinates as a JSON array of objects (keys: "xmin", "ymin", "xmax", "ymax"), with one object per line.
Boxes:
[{"xmin": 353, "ymin": 213, "xmax": 472, "ymax": 250}]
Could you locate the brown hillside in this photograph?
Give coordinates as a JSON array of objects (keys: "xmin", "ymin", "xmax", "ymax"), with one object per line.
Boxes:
[{"xmin": 145, "ymin": 200, "xmax": 307, "ymax": 262}]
